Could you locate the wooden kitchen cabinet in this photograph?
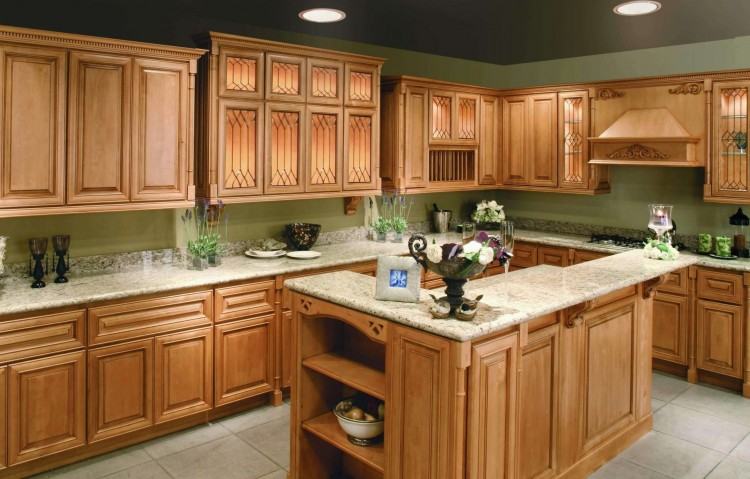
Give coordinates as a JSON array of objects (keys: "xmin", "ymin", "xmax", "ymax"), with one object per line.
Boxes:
[
  {"xmin": 0, "ymin": 366, "xmax": 5, "ymax": 469},
  {"xmin": 88, "ymin": 339, "xmax": 154, "ymax": 442},
  {"xmin": 8, "ymin": 351, "xmax": 86, "ymax": 464},
  {"xmin": 429, "ymin": 90, "xmax": 479, "ymax": 144},
  {"xmin": 538, "ymin": 246, "xmax": 569, "ymax": 267},
  {"xmin": 558, "ymin": 90, "xmax": 589, "ymax": 190},
  {"xmin": 214, "ymin": 315, "xmax": 274, "ymax": 406},
  {"xmin": 401, "ymin": 85, "xmax": 429, "ymax": 189},
  {"xmin": 511, "ymin": 242, "xmax": 538, "ymax": 268},
  {"xmin": 281, "ymin": 310, "xmax": 293, "ymax": 389},
  {"xmin": 502, "ymin": 94, "xmax": 529, "ymax": 185},
  {"xmin": 696, "ymin": 299, "xmax": 744, "ymax": 378},
  {"xmin": 196, "ymin": 33, "xmax": 382, "ymax": 203},
  {"xmin": 572, "ymin": 249, "xmax": 608, "ymax": 264},
  {"xmin": 0, "ymin": 45, "xmax": 66, "ymax": 209},
  {"xmin": 479, "ymin": 95, "xmax": 501, "ymax": 185},
  {"xmin": 155, "ymin": 328, "xmax": 213, "ymax": 423},
  {"xmin": 68, "ymin": 52, "xmax": 131, "ymax": 204},
  {"xmin": 653, "ymin": 291, "xmax": 689, "ymax": 365}
]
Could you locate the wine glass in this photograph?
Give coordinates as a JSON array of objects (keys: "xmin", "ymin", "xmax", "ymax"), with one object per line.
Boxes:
[
  {"xmin": 500, "ymin": 221, "xmax": 514, "ymax": 275},
  {"xmin": 648, "ymin": 204, "xmax": 673, "ymax": 242},
  {"xmin": 462, "ymin": 222, "xmax": 476, "ymax": 243}
]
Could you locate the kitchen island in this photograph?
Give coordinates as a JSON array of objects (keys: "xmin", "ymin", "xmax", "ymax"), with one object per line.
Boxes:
[{"xmin": 285, "ymin": 249, "xmax": 697, "ymax": 479}]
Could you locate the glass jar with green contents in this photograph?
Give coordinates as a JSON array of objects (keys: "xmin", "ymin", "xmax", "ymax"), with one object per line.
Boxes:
[
  {"xmin": 697, "ymin": 233, "xmax": 712, "ymax": 254},
  {"xmin": 715, "ymin": 235, "xmax": 733, "ymax": 257}
]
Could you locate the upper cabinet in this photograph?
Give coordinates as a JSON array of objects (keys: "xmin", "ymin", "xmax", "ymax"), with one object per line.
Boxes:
[
  {"xmin": 195, "ymin": 32, "xmax": 383, "ymax": 204},
  {"xmin": 380, "ymin": 76, "xmax": 498, "ymax": 193},
  {"xmin": 0, "ymin": 25, "xmax": 204, "ymax": 217}
]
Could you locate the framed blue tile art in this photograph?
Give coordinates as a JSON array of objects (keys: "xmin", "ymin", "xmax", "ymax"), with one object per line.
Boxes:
[{"xmin": 375, "ymin": 256, "xmax": 421, "ymax": 303}]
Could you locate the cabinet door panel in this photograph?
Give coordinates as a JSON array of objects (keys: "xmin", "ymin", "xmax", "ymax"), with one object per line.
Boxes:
[
  {"xmin": 266, "ymin": 54, "xmax": 305, "ymax": 102},
  {"xmin": 0, "ymin": 45, "xmax": 66, "ymax": 208},
  {"xmin": 456, "ymin": 93, "xmax": 479, "ymax": 143},
  {"xmin": 155, "ymin": 328, "xmax": 212, "ymax": 423},
  {"xmin": 479, "ymin": 96, "xmax": 500, "ymax": 185},
  {"xmin": 558, "ymin": 91, "xmax": 589, "ymax": 190},
  {"xmin": 219, "ymin": 47, "xmax": 263, "ymax": 99},
  {"xmin": 502, "ymin": 95, "xmax": 528, "ymax": 185},
  {"xmin": 538, "ymin": 246, "xmax": 569, "ymax": 267},
  {"xmin": 218, "ymin": 99, "xmax": 263, "ymax": 197},
  {"xmin": 404, "ymin": 86, "xmax": 429, "ymax": 188},
  {"xmin": 88, "ymin": 339, "xmax": 154, "ymax": 442},
  {"xmin": 265, "ymin": 103, "xmax": 305, "ymax": 194},
  {"xmin": 467, "ymin": 333, "xmax": 518, "ymax": 479},
  {"xmin": 8, "ymin": 351, "xmax": 85, "ymax": 464},
  {"xmin": 712, "ymin": 81, "xmax": 750, "ymax": 198},
  {"xmin": 281, "ymin": 310, "xmax": 293, "ymax": 389},
  {"xmin": 345, "ymin": 63, "xmax": 377, "ymax": 108},
  {"xmin": 306, "ymin": 105, "xmax": 342, "ymax": 192},
  {"xmin": 68, "ymin": 52, "xmax": 131, "ymax": 204},
  {"xmin": 344, "ymin": 108, "xmax": 379, "ymax": 190},
  {"xmin": 653, "ymin": 291, "xmax": 689, "ymax": 365},
  {"xmin": 528, "ymin": 93, "xmax": 558, "ymax": 187},
  {"xmin": 519, "ymin": 325, "xmax": 559, "ymax": 479},
  {"xmin": 215, "ymin": 315, "xmax": 274, "ymax": 406},
  {"xmin": 696, "ymin": 300, "xmax": 743, "ymax": 378},
  {"xmin": 0, "ymin": 367, "xmax": 5, "ymax": 469},
  {"xmin": 132, "ymin": 58, "xmax": 188, "ymax": 201},
  {"xmin": 308, "ymin": 58, "xmax": 343, "ymax": 105},
  {"xmin": 429, "ymin": 89, "xmax": 454, "ymax": 143}
]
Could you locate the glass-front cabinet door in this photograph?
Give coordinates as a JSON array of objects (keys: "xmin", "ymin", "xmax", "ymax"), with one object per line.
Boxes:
[
  {"xmin": 558, "ymin": 90, "xmax": 589, "ymax": 190},
  {"xmin": 713, "ymin": 81, "xmax": 750, "ymax": 198}
]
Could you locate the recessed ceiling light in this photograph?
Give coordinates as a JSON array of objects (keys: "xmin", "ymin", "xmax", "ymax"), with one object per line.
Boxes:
[
  {"xmin": 298, "ymin": 8, "xmax": 347, "ymax": 23},
  {"xmin": 613, "ymin": 0, "xmax": 661, "ymax": 16}
]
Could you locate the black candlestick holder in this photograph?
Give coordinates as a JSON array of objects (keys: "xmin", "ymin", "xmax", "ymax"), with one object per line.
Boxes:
[
  {"xmin": 28, "ymin": 238, "xmax": 48, "ymax": 289},
  {"xmin": 52, "ymin": 234, "xmax": 70, "ymax": 283}
]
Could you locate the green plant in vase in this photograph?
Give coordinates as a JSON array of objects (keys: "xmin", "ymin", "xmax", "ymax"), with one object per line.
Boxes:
[
  {"xmin": 181, "ymin": 200, "xmax": 227, "ymax": 269},
  {"xmin": 390, "ymin": 194, "xmax": 413, "ymax": 242},
  {"xmin": 372, "ymin": 217, "xmax": 392, "ymax": 242}
]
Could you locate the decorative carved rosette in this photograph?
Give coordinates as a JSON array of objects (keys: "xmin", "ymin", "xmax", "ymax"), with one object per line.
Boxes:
[
  {"xmin": 607, "ymin": 144, "xmax": 671, "ymax": 160},
  {"xmin": 668, "ymin": 83, "xmax": 703, "ymax": 95},
  {"xmin": 596, "ymin": 88, "xmax": 624, "ymax": 100}
]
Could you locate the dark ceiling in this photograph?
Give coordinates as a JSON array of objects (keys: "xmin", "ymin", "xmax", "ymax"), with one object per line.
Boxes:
[{"xmin": 2, "ymin": 0, "xmax": 750, "ymax": 65}]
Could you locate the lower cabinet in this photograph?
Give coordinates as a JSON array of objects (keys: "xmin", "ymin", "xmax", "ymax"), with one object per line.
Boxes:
[
  {"xmin": 8, "ymin": 351, "xmax": 86, "ymax": 464},
  {"xmin": 215, "ymin": 315, "xmax": 274, "ymax": 406},
  {"xmin": 88, "ymin": 339, "xmax": 155, "ymax": 442},
  {"xmin": 281, "ymin": 310, "xmax": 293, "ymax": 389},
  {"xmin": 0, "ymin": 366, "xmax": 5, "ymax": 470},
  {"xmin": 653, "ymin": 291, "xmax": 689, "ymax": 365},
  {"xmin": 155, "ymin": 328, "xmax": 213, "ymax": 423},
  {"xmin": 538, "ymin": 246, "xmax": 569, "ymax": 267},
  {"xmin": 696, "ymin": 299, "xmax": 744, "ymax": 378}
]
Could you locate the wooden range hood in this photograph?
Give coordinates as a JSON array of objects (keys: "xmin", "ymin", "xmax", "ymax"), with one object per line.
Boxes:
[{"xmin": 588, "ymin": 108, "xmax": 702, "ymax": 167}]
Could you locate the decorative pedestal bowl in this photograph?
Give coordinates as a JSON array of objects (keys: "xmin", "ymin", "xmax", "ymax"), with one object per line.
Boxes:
[{"xmin": 408, "ymin": 234, "xmax": 487, "ymax": 319}]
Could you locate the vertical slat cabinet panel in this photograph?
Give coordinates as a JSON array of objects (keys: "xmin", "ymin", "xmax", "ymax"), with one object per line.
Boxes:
[
  {"xmin": 265, "ymin": 102, "xmax": 305, "ymax": 194},
  {"xmin": 467, "ymin": 333, "xmax": 518, "ymax": 479},
  {"xmin": 528, "ymin": 93, "xmax": 558, "ymax": 187},
  {"xmin": 88, "ymin": 339, "xmax": 154, "ymax": 442},
  {"xmin": 0, "ymin": 366, "xmax": 5, "ymax": 470},
  {"xmin": 345, "ymin": 63, "xmax": 378, "ymax": 108},
  {"xmin": 404, "ymin": 86, "xmax": 429, "ymax": 189},
  {"xmin": 696, "ymin": 299, "xmax": 743, "ymax": 378},
  {"xmin": 653, "ymin": 291, "xmax": 689, "ymax": 365},
  {"xmin": 155, "ymin": 328, "xmax": 213, "ymax": 423},
  {"xmin": 131, "ymin": 58, "xmax": 189, "ymax": 201},
  {"xmin": 386, "ymin": 325, "xmax": 453, "ymax": 479},
  {"xmin": 305, "ymin": 105, "xmax": 342, "ymax": 192},
  {"xmin": 68, "ymin": 52, "xmax": 131, "ymax": 204},
  {"xmin": 219, "ymin": 47, "xmax": 263, "ymax": 99},
  {"xmin": 214, "ymin": 315, "xmax": 274, "ymax": 406},
  {"xmin": 8, "ymin": 351, "xmax": 85, "ymax": 465},
  {"xmin": 479, "ymin": 96, "xmax": 500, "ymax": 185},
  {"xmin": 502, "ymin": 95, "xmax": 529, "ymax": 185},
  {"xmin": 217, "ymin": 99, "xmax": 264, "ymax": 197},
  {"xmin": 558, "ymin": 90, "xmax": 589, "ymax": 190},
  {"xmin": 712, "ymin": 81, "xmax": 750, "ymax": 198},
  {"xmin": 429, "ymin": 89, "xmax": 454, "ymax": 144},
  {"xmin": 307, "ymin": 58, "xmax": 343, "ymax": 106},
  {"xmin": 265, "ymin": 54, "xmax": 305, "ymax": 102},
  {"xmin": 281, "ymin": 310, "xmax": 293, "ymax": 389},
  {"xmin": 0, "ymin": 45, "xmax": 66, "ymax": 208},
  {"xmin": 456, "ymin": 93, "xmax": 479, "ymax": 143},
  {"xmin": 344, "ymin": 108, "xmax": 379, "ymax": 190},
  {"xmin": 518, "ymin": 325, "xmax": 559, "ymax": 479}
]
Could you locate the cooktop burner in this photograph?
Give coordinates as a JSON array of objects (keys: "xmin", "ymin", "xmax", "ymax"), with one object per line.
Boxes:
[{"xmin": 588, "ymin": 234, "xmax": 646, "ymax": 249}]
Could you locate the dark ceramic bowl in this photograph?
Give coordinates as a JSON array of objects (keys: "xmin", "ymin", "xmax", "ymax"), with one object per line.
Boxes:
[{"xmin": 285, "ymin": 223, "xmax": 321, "ymax": 251}]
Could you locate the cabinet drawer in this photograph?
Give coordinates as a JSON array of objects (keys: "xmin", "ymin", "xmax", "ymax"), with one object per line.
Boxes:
[
  {"xmin": 657, "ymin": 267, "xmax": 689, "ymax": 295},
  {"xmin": 538, "ymin": 246, "xmax": 569, "ymax": 267},
  {"xmin": 88, "ymin": 290, "xmax": 213, "ymax": 345},
  {"xmin": 573, "ymin": 250, "xmax": 608, "ymax": 264},
  {"xmin": 697, "ymin": 269, "xmax": 743, "ymax": 305},
  {"xmin": 215, "ymin": 280, "xmax": 276, "ymax": 323},
  {"xmin": 0, "ymin": 310, "xmax": 85, "ymax": 364},
  {"xmin": 512, "ymin": 242, "xmax": 538, "ymax": 268}
]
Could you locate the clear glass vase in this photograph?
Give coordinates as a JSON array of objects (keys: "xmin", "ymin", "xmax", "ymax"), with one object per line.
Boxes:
[{"xmin": 191, "ymin": 255, "xmax": 208, "ymax": 271}]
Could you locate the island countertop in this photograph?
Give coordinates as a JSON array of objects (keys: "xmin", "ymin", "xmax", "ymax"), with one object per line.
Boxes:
[{"xmin": 284, "ymin": 249, "xmax": 698, "ymax": 341}]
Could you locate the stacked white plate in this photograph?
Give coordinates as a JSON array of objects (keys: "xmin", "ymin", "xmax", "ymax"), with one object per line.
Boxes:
[{"xmin": 244, "ymin": 249, "xmax": 286, "ymax": 259}]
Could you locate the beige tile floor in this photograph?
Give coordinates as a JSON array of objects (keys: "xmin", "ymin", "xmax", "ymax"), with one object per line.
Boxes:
[{"xmin": 33, "ymin": 372, "xmax": 750, "ymax": 479}]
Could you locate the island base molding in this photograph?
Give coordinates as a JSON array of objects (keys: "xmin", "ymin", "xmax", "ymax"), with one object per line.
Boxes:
[{"xmin": 290, "ymin": 281, "xmax": 655, "ymax": 479}]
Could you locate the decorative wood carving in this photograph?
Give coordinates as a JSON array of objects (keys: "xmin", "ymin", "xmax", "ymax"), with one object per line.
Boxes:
[
  {"xmin": 669, "ymin": 83, "xmax": 703, "ymax": 95},
  {"xmin": 607, "ymin": 144, "xmax": 670, "ymax": 160},
  {"xmin": 300, "ymin": 297, "xmax": 313, "ymax": 313},
  {"xmin": 367, "ymin": 320, "xmax": 385, "ymax": 339},
  {"xmin": 596, "ymin": 88, "xmax": 624, "ymax": 100},
  {"xmin": 226, "ymin": 56, "xmax": 257, "ymax": 92},
  {"xmin": 642, "ymin": 274, "xmax": 669, "ymax": 299},
  {"xmin": 344, "ymin": 196, "xmax": 362, "ymax": 215},
  {"xmin": 564, "ymin": 300, "xmax": 593, "ymax": 328}
]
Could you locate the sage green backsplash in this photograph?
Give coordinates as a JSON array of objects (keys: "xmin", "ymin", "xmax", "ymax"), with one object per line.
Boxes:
[{"xmin": 4, "ymin": 28, "xmax": 750, "ymax": 263}]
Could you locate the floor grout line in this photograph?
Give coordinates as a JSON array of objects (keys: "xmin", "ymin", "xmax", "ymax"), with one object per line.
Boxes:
[{"xmin": 233, "ymin": 427, "xmax": 290, "ymax": 472}]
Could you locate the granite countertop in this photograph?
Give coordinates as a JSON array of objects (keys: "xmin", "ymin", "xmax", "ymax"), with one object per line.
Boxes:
[
  {"xmin": 285, "ymin": 249, "xmax": 699, "ymax": 342},
  {"xmin": 0, "ymin": 228, "xmax": 745, "ymax": 317}
]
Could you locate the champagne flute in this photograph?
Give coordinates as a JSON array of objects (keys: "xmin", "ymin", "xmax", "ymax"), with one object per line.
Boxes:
[{"xmin": 501, "ymin": 221, "xmax": 514, "ymax": 275}]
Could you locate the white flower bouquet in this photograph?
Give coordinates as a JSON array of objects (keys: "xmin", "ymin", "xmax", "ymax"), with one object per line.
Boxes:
[
  {"xmin": 471, "ymin": 200, "xmax": 505, "ymax": 227},
  {"xmin": 413, "ymin": 232, "xmax": 511, "ymax": 280},
  {"xmin": 643, "ymin": 239, "xmax": 680, "ymax": 261}
]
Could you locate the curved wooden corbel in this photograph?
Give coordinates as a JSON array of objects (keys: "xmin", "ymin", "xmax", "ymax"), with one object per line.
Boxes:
[
  {"xmin": 642, "ymin": 274, "xmax": 669, "ymax": 299},
  {"xmin": 564, "ymin": 300, "xmax": 593, "ymax": 328}
]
